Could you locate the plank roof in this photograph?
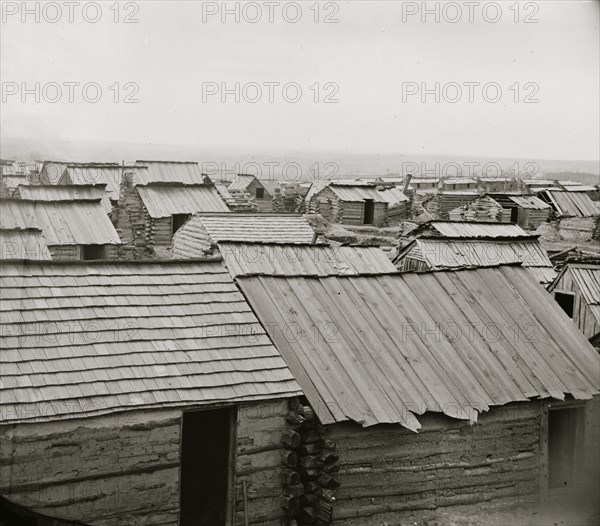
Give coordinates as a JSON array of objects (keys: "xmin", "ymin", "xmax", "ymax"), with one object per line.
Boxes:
[
  {"xmin": 219, "ymin": 243, "xmax": 397, "ymax": 278},
  {"xmin": 172, "ymin": 214, "xmax": 317, "ymax": 258},
  {"xmin": 411, "ymin": 220, "xmax": 530, "ymax": 239},
  {"xmin": 228, "ymin": 174, "xmax": 258, "ymax": 192},
  {"xmin": 133, "ymin": 160, "xmax": 204, "ymax": 185},
  {"xmin": 17, "ymin": 184, "xmax": 112, "ymax": 213},
  {"xmin": 63, "ymin": 166, "xmax": 123, "ymax": 201},
  {"xmin": 0, "ymin": 260, "xmax": 301, "ymax": 424},
  {"xmin": 0, "ymin": 229, "xmax": 51, "ymax": 260},
  {"xmin": 507, "ymin": 195, "xmax": 551, "ymax": 210},
  {"xmin": 237, "ymin": 266, "xmax": 599, "ymax": 430},
  {"xmin": 541, "ymin": 190, "xmax": 599, "ymax": 217},
  {"xmin": 376, "ymin": 186, "xmax": 410, "ymax": 206},
  {"xmin": 396, "ymin": 238, "xmax": 556, "ymax": 284},
  {"xmin": 328, "ymin": 183, "xmax": 387, "ymax": 203},
  {"xmin": 136, "ymin": 184, "xmax": 230, "ymax": 218},
  {"xmin": 0, "ymin": 199, "xmax": 121, "ymax": 246}
]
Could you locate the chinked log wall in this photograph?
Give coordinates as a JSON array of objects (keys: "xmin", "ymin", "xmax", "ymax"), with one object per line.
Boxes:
[
  {"xmin": 328, "ymin": 401, "xmax": 541, "ymax": 525},
  {"xmin": 0, "ymin": 409, "xmax": 181, "ymax": 526},
  {"xmin": 111, "ymin": 177, "xmax": 170, "ymax": 259},
  {"xmin": 0, "ymin": 400, "xmax": 291, "ymax": 526}
]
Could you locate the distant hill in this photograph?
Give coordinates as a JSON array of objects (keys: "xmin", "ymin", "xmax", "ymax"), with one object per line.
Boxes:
[{"xmin": 2, "ymin": 136, "xmax": 598, "ymax": 183}]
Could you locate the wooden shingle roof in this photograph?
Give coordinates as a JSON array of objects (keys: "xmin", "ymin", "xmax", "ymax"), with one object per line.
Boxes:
[
  {"xmin": 0, "ymin": 260, "xmax": 301, "ymax": 423},
  {"xmin": 172, "ymin": 214, "xmax": 317, "ymax": 258}
]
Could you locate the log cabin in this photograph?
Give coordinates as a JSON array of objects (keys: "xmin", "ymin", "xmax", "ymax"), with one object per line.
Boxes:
[
  {"xmin": 479, "ymin": 177, "xmax": 521, "ymax": 194},
  {"xmin": 114, "ymin": 179, "xmax": 230, "ymax": 259},
  {"xmin": 547, "ymin": 264, "xmax": 600, "ymax": 340},
  {"xmin": 490, "ymin": 194, "xmax": 552, "ymax": 229},
  {"xmin": 307, "ymin": 182, "xmax": 389, "ymax": 227},
  {"xmin": 421, "ymin": 191, "xmax": 480, "ymax": 220},
  {"xmin": 448, "ymin": 195, "xmax": 509, "ymax": 223},
  {"xmin": 229, "ymin": 175, "xmax": 274, "ymax": 212},
  {"xmin": 237, "ymin": 265, "xmax": 600, "ymax": 525},
  {"xmin": 0, "ymin": 198, "xmax": 122, "ymax": 261},
  {"xmin": 440, "ymin": 177, "xmax": 478, "ymax": 192},
  {"xmin": 409, "ymin": 176, "xmax": 440, "ymax": 193},
  {"xmin": 448, "ymin": 194, "xmax": 551, "ymax": 229},
  {"xmin": 0, "ymin": 259, "xmax": 302, "ymax": 526}
]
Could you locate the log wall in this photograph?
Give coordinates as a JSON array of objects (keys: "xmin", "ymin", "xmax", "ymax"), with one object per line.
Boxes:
[
  {"xmin": 0, "ymin": 409, "xmax": 181, "ymax": 526},
  {"xmin": 0, "ymin": 400, "xmax": 292, "ymax": 526},
  {"xmin": 328, "ymin": 401, "xmax": 543, "ymax": 525},
  {"xmin": 234, "ymin": 400, "xmax": 291, "ymax": 526},
  {"xmin": 111, "ymin": 178, "xmax": 174, "ymax": 258}
]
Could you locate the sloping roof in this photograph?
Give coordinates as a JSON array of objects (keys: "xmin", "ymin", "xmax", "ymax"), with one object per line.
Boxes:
[
  {"xmin": 219, "ymin": 243, "xmax": 397, "ymax": 278},
  {"xmin": 0, "ymin": 260, "xmax": 301, "ymax": 424},
  {"xmin": 507, "ymin": 195, "xmax": 551, "ymax": 210},
  {"xmin": 397, "ymin": 238, "xmax": 556, "ymax": 283},
  {"xmin": 63, "ymin": 166, "xmax": 123, "ymax": 200},
  {"xmin": 237, "ymin": 266, "xmax": 599, "ymax": 430},
  {"xmin": 17, "ymin": 184, "xmax": 112, "ymax": 213},
  {"xmin": 329, "ymin": 183, "xmax": 387, "ymax": 203},
  {"xmin": 542, "ymin": 190, "xmax": 599, "ymax": 217},
  {"xmin": 133, "ymin": 161, "xmax": 204, "ymax": 185},
  {"xmin": 412, "ymin": 220, "xmax": 530, "ymax": 239},
  {"xmin": 0, "ymin": 200, "xmax": 38, "ymax": 229},
  {"xmin": 136, "ymin": 184, "xmax": 230, "ymax": 218},
  {"xmin": 376, "ymin": 187, "xmax": 409, "ymax": 206},
  {"xmin": 0, "ymin": 229, "xmax": 51, "ymax": 260},
  {"xmin": 0, "ymin": 199, "xmax": 121, "ymax": 245},
  {"xmin": 549, "ymin": 264, "xmax": 600, "ymax": 324},
  {"xmin": 228, "ymin": 174, "xmax": 257, "ymax": 192},
  {"xmin": 172, "ymin": 214, "xmax": 317, "ymax": 258}
]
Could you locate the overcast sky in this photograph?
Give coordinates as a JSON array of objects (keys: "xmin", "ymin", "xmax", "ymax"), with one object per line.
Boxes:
[{"xmin": 1, "ymin": 0, "xmax": 599, "ymax": 161}]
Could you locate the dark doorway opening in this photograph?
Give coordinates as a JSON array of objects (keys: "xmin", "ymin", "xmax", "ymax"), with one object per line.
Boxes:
[
  {"xmin": 255, "ymin": 187, "xmax": 265, "ymax": 199},
  {"xmin": 510, "ymin": 207, "xmax": 519, "ymax": 223},
  {"xmin": 180, "ymin": 408, "xmax": 235, "ymax": 526},
  {"xmin": 363, "ymin": 199, "xmax": 374, "ymax": 225},
  {"xmin": 172, "ymin": 214, "xmax": 191, "ymax": 235},
  {"xmin": 548, "ymin": 406, "xmax": 585, "ymax": 489},
  {"xmin": 554, "ymin": 292, "xmax": 575, "ymax": 318}
]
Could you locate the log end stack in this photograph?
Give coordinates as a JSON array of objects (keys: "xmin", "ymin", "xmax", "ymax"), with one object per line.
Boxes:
[{"xmin": 281, "ymin": 398, "xmax": 339, "ymax": 526}]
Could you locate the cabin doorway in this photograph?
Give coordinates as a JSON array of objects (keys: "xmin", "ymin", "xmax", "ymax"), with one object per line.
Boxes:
[
  {"xmin": 363, "ymin": 199, "xmax": 375, "ymax": 225},
  {"xmin": 180, "ymin": 407, "xmax": 236, "ymax": 526},
  {"xmin": 548, "ymin": 405, "xmax": 585, "ymax": 490}
]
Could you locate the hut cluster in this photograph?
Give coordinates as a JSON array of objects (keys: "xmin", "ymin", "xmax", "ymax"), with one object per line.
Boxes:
[{"xmin": 0, "ymin": 157, "xmax": 599, "ymax": 526}]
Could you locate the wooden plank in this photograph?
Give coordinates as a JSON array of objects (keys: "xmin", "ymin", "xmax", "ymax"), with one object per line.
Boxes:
[{"xmin": 237, "ymin": 277, "xmax": 337, "ymax": 425}]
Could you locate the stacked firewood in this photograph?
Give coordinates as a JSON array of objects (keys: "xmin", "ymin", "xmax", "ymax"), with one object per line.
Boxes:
[{"xmin": 281, "ymin": 398, "xmax": 339, "ymax": 526}]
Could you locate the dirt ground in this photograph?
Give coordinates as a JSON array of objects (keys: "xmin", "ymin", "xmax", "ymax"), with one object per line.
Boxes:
[{"xmin": 425, "ymin": 502, "xmax": 599, "ymax": 526}]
